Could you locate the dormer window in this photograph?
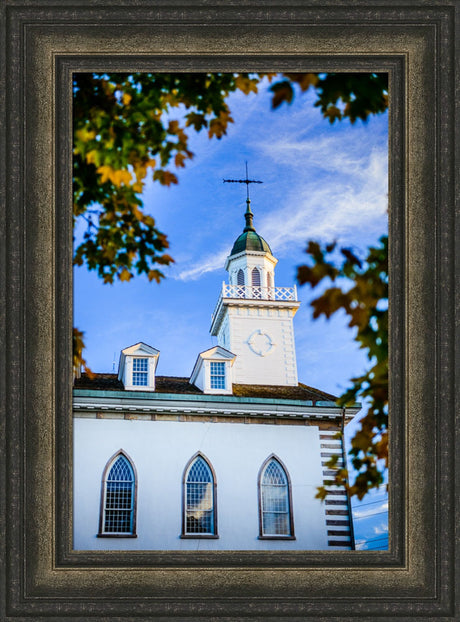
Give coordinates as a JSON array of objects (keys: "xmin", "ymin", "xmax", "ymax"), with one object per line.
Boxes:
[
  {"xmin": 132, "ymin": 358, "xmax": 148, "ymax": 386},
  {"xmin": 189, "ymin": 346, "xmax": 236, "ymax": 395},
  {"xmin": 210, "ymin": 361, "xmax": 226, "ymax": 390},
  {"xmin": 118, "ymin": 342, "xmax": 160, "ymax": 391}
]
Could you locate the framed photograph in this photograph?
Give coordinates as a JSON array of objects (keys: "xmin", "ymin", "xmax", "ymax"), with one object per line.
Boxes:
[
  {"xmin": 1, "ymin": 1, "xmax": 457, "ymax": 619},
  {"xmin": 72, "ymin": 69, "xmax": 388, "ymax": 554}
]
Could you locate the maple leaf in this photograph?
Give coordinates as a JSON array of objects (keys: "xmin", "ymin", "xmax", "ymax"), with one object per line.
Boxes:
[
  {"xmin": 153, "ymin": 169, "xmax": 178, "ymax": 186},
  {"xmin": 118, "ymin": 268, "xmax": 132, "ymax": 282},
  {"xmin": 270, "ymin": 80, "xmax": 294, "ymax": 109}
]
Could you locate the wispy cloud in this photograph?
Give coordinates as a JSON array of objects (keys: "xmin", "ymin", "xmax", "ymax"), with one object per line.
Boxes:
[
  {"xmin": 353, "ymin": 500, "xmax": 388, "ymax": 520},
  {"xmin": 172, "ymin": 143, "xmax": 387, "ymax": 281},
  {"xmin": 258, "ymin": 143, "xmax": 388, "ymax": 256},
  {"xmin": 172, "ymin": 113, "xmax": 387, "ymax": 282},
  {"xmin": 373, "ymin": 522, "xmax": 389, "ymax": 536},
  {"xmin": 173, "ymin": 248, "xmax": 230, "ymax": 281}
]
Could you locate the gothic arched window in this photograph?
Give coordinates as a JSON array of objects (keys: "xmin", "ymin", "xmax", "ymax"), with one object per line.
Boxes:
[
  {"xmin": 258, "ymin": 456, "xmax": 294, "ymax": 539},
  {"xmin": 98, "ymin": 451, "xmax": 137, "ymax": 537},
  {"xmin": 182, "ymin": 453, "xmax": 217, "ymax": 538},
  {"xmin": 237, "ymin": 268, "xmax": 245, "ymax": 285}
]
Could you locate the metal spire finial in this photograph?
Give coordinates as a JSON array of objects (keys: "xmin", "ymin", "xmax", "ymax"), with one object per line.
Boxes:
[
  {"xmin": 223, "ymin": 162, "xmax": 263, "ymax": 232},
  {"xmin": 223, "ymin": 161, "xmax": 263, "ymax": 200}
]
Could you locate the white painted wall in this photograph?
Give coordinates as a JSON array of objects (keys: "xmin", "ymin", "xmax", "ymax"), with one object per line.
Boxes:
[
  {"xmin": 73, "ymin": 417, "xmax": 328, "ymax": 551},
  {"xmin": 218, "ymin": 306, "xmax": 298, "ymax": 386}
]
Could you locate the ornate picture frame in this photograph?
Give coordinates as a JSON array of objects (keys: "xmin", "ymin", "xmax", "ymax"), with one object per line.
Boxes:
[{"xmin": 1, "ymin": 2, "xmax": 457, "ymax": 619}]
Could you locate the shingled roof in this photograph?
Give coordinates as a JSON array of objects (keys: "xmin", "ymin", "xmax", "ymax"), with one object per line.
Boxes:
[
  {"xmin": 74, "ymin": 374, "xmax": 203, "ymax": 394},
  {"xmin": 74, "ymin": 373, "xmax": 337, "ymax": 403},
  {"xmin": 74, "ymin": 373, "xmax": 124, "ymax": 391},
  {"xmin": 231, "ymin": 382, "xmax": 337, "ymax": 402}
]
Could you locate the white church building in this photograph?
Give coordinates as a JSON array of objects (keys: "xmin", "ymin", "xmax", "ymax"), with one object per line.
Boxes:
[{"xmin": 73, "ymin": 196, "xmax": 360, "ymax": 551}]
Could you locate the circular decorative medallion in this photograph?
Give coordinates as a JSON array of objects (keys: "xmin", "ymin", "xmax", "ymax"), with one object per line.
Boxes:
[{"xmin": 247, "ymin": 329, "xmax": 275, "ymax": 356}]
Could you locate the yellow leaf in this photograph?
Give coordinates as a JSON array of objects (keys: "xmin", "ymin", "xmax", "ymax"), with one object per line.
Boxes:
[
  {"xmin": 148, "ymin": 270, "xmax": 162, "ymax": 283},
  {"xmin": 97, "ymin": 165, "xmax": 114, "ymax": 184},
  {"xmin": 119, "ymin": 269, "xmax": 132, "ymax": 282},
  {"xmin": 75, "ymin": 127, "xmax": 96, "ymax": 142},
  {"xmin": 111, "ymin": 169, "xmax": 132, "ymax": 187},
  {"xmin": 122, "ymin": 93, "xmax": 132, "ymax": 105},
  {"xmin": 85, "ymin": 150, "xmax": 99, "ymax": 166},
  {"xmin": 235, "ymin": 75, "xmax": 258, "ymax": 95},
  {"xmin": 132, "ymin": 205, "xmax": 143, "ymax": 220}
]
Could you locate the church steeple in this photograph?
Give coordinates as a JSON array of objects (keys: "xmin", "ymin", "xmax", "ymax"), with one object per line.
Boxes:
[{"xmin": 210, "ymin": 174, "xmax": 300, "ymax": 387}]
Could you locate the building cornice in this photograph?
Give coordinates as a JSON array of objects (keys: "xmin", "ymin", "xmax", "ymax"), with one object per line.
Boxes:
[
  {"xmin": 73, "ymin": 389, "xmax": 360, "ymax": 421},
  {"xmin": 210, "ymin": 295, "xmax": 300, "ymax": 336}
]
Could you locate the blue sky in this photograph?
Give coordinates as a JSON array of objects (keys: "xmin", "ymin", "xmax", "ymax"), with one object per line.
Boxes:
[{"xmin": 74, "ymin": 76, "xmax": 389, "ymax": 548}]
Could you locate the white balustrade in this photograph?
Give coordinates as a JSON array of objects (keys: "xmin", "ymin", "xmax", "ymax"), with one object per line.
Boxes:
[
  {"xmin": 211, "ymin": 283, "xmax": 298, "ymax": 323},
  {"xmin": 222, "ymin": 283, "xmax": 297, "ymax": 301}
]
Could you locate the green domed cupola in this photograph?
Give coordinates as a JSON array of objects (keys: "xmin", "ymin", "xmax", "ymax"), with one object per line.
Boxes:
[{"xmin": 229, "ymin": 199, "xmax": 272, "ymax": 257}]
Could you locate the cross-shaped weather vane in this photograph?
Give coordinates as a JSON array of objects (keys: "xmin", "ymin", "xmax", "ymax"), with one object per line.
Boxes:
[{"xmin": 223, "ymin": 161, "xmax": 263, "ymax": 201}]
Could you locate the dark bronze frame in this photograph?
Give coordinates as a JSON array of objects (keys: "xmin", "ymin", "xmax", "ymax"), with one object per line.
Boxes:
[
  {"xmin": 257, "ymin": 454, "xmax": 295, "ymax": 540},
  {"xmin": 97, "ymin": 449, "xmax": 138, "ymax": 538},
  {"xmin": 1, "ymin": 1, "xmax": 457, "ymax": 619},
  {"xmin": 181, "ymin": 451, "xmax": 219, "ymax": 539}
]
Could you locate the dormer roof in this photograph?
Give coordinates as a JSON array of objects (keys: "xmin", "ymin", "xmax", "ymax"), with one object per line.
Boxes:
[
  {"xmin": 118, "ymin": 342, "xmax": 160, "ymax": 380},
  {"xmin": 189, "ymin": 345, "xmax": 236, "ymax": 385}
]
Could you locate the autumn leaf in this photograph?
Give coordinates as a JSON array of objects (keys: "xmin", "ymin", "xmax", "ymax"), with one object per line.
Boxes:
[
  {"xmin": 174, "ymin": 152, "xmax": 188, "ymax": 168},
  {"xmin": 85, "ymin": 150, "xmax": 100, "ymax": 166},
  {"xmin": 73, "ymin": 328, "xmax": 94, "ymax": 378},
  {"xmin": 208, "ymin": 108, "xmax": 234, "ymax": 139},
  {"xmin": 153, "ymin": 169, "xmax": 178, "ymax": 186},
  {"xmin": 185, "ymin": 112, "xmax": 207, "ymax": 131},
  {"xmin": 75, "ymin": 127, "xmax": 96, "ymax": 142},
  {"xmin": 235, "ymin": 74, "xmax": 259, "ymax": 95},
  {"xmin": 270, "ymin": 80, "xmax": 294, "ymax": 109},
  {"xmin": 147, "ymin": 269, "xmax": 163, "ymax": 283},
  {"xmin": 96, "ymin": 165, "xmax": 114, "ymax": 184},
  {"xmin": 284, "ymin": 72, "xmax": 319, "ymax": 91},
  {"xmin": 297, "ymin": 235, "xmax": 388, "ymax": 499},
  {"xmin": 111, "ymin": 169, "xmax": 132, "ymax": 187},
  {"xmin": 324, "ymin": 105, "xmax": 343, "ymax": 123},
  {"xmin": 119, "ymin": 268, "xmax": 132, "ymax": 282}
]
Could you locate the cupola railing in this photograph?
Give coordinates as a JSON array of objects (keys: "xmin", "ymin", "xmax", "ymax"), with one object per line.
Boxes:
[{"xmin": 221, "ymin": 283, "xmax": 297, "ymax": 301}]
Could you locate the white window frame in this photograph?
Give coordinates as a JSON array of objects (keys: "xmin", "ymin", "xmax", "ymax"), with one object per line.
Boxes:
[
  {"xmin": 210, "ymin": 361, "xmax": 226, "ymax": 390},
  {"xmin": 132, "ymin": 357, "xmax": 148, "ymax": 387},
  {"xmin": 98, "ymin": 450, "xmax": 137, "ymax": 538},
  {"xmin": 181, "ymin": 453, "xmax": 218, "ymax": 538},
  {"xmin": 258, "ymin": 455, "xmax": 295, "ymax": 540}
]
